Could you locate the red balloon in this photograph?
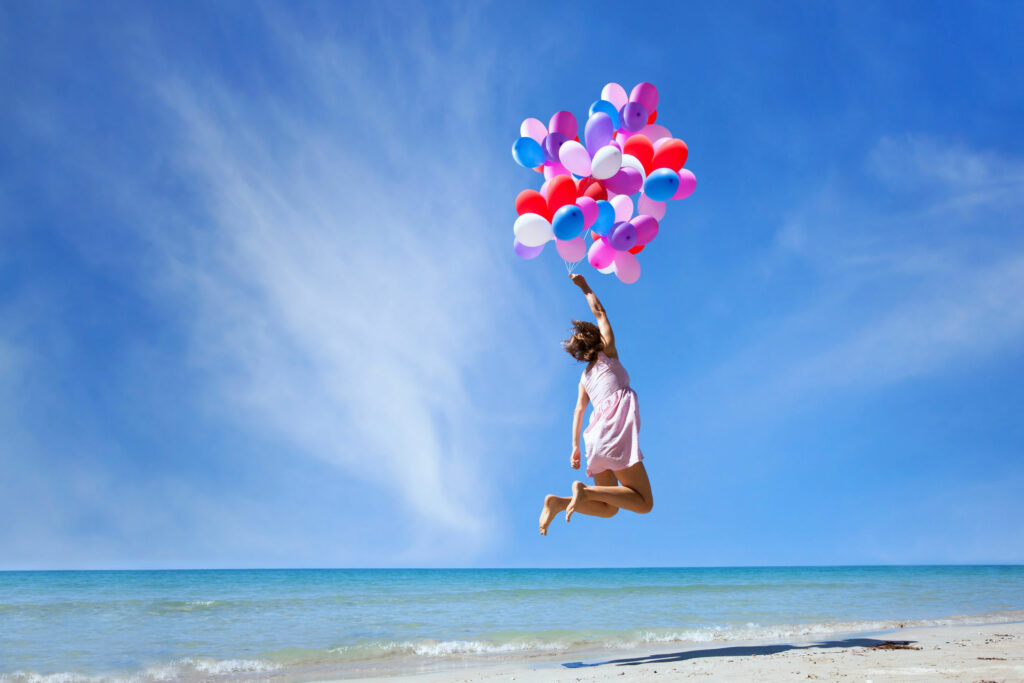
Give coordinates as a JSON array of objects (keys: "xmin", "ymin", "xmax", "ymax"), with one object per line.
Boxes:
[
  {"xmin": 651, "ymin": 138, "xmax": 688, "ymax": 171},
  {"xmin": 582, "ymin": 180, "xmax": 607, "ymax": 202},
  {"xmin": 515, "ymin": 189, "xmax": 549, "ymax": 220},
  {"xmin": 591, "ymin": 230, "xmax": 603, "ymax": 241},
  {"xmin": 647, "ymin": 109, "xmax": 657, "ymax": 125},
  {"xmin": 546, "ymin": 175, "xmax": 577, "ymax": 214},
  {"xmin": 629, "ymin": 244, "xmax": 645, "ymax": 255},
  {"xmin": 533, "ymin": 165, "xmax": 544, "ymax": 173},
  {"xmin": 623, "ymin": 134, "xmax": 654, "ymax": 175}
]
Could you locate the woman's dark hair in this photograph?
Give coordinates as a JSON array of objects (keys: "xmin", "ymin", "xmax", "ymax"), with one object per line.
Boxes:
[{"xmin": 563, "ymin": 320, "xmax": 602, "ymax": 363}]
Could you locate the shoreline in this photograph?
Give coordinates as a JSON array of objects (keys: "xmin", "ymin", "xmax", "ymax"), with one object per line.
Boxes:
[{"xmin": 331, "ymin": 619, "xmax": 1024, "ymax": 682}]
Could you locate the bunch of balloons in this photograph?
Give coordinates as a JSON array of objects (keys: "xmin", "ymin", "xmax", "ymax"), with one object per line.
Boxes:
[{"xmin": 510, "ymin": 82, "xmax": 696, "ymax": 284}]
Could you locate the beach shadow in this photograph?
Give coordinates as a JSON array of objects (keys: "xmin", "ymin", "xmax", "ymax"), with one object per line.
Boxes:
[{"xmin": 562, "ymin": 638, "xmax": 916, "ymax": 668}]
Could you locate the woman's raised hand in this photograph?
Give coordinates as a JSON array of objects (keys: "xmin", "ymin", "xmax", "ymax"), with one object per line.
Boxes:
[{"xmin": 570, "ymin": 273, "xmax": 590, "ymax": 291}]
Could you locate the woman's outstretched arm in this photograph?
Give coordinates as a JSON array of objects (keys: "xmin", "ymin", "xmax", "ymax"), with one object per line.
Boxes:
[
  {"xmin": 570, "ymin": 382, "xmax": 590, "ymax": 469},
  {"xmin": 569, "ymin": 274, "xmax": 617, "ymax": 357}
]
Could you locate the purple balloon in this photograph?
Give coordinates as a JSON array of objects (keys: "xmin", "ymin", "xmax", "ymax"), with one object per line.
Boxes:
[
  {"xmin": 631, "ymin": 215, "xmax": 659, "ymax": 245},
  {"xmin": 514, "ymin": 237, "xmax": 544, "ymax": 260},
  {"xmin": 584, "ymin": 112, "xmax": 615, "ymax": 156},
  {"xmin": 542, "ymin": 132, "xmax": 568, "ymax": 163},
  {"xmin": 602, "ymin": 166, "xmax": 643, "ymax": 195},
  {"xmin": 619, "ymin": 102, "xmax": 649, "ymax": 132},
  {"xmin": 629, "ymin": 82, "xmax": 659, "ymax": 113},
  {"xmin": 607, "ymin": 221, "xmax": 638, "ymax": 251},
  {"xmin": 549, "ymin": 110, "xmax": 578, "ymax": 139}
]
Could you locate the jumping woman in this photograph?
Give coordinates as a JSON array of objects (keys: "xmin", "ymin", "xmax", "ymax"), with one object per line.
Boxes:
[{"xmin": 539, "ymin": 273, "xmax": 654, "ymax": 535}]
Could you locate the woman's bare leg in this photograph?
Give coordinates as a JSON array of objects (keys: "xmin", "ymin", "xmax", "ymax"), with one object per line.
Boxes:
[
  {"xmin": 540, "ymin": 471, "xmax": 619, "ymax": 535},
  {"xmin": 566, "ymin": 462, "xmax": 653, "ymax": 522}
]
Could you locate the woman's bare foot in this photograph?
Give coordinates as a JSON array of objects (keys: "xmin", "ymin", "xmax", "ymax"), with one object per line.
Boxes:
[
  {"xmin": 539, "ymin": 495, "xmax": 566, "ymax": 535},
  {"xmin": 565, "ymin": 481, "xmax": 587, "ymax": 523}
]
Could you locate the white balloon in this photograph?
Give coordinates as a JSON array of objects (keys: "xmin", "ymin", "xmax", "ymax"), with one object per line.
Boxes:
[
  {"xmin": 611, "ymin": 194, "xmax": 634, "ymax": 223},
  {"xmin": 520, "ymin": 117, "xmax": 547, "ymax": 144},
  {"xmin": 637, "ymin": 194, "xmax": 667, "ymax": 221},
  {"xmin": 601, "ymin": 82, "xmax": 628, "ymax": 110},
  {"xmin": 558, "ymin": 140, "xmax": 592, "ymax": 177},
  {"xmin": 590, "ymin": 145, "xmax": 622, "ymax": 180},
  {"xmin": 597, "ymin": 262, "xmax": 616, "ymax": 274},
  {"xmin": 620, "ymin": 154, "xmax": 646, "ymax": 182},
  {"xmin": 513, "ymin": 213, "xmax": 554, "ymax": 248}
]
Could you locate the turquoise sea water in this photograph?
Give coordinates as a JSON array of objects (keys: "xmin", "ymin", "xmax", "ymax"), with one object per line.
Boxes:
[{"xmin": 1, "ymin": 566, "xmax": 1022, "ymax": 681}]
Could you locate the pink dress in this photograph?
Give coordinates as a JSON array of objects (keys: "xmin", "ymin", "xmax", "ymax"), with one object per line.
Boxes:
[{"xmin": 581, "ymin": 351, "xmax": 643, "ymax": 477}]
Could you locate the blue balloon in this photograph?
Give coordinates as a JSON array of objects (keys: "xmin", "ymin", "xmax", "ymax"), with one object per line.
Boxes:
[
  {"xmin": 512, "ymin": 137, "xmax": 545, "ymax": 168},
  {"xmin": 552, "ymin": 205, "xmax": 584, "ymax": 241},
  {"xmin": 589, "ymin": 100, "xmax": 620, "ymax": 129},
  {"xmin": 592, "ymin": 200, "xmax": 615, "ymax": 235},
  {"xmin": 644, "ymin": 168, "xmax": 681, "ymax": 201}
]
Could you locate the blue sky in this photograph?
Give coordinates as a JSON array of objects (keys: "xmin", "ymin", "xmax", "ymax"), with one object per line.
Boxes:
[{"xmin": 2, "ymin": 1, "xmax": 1023, "ymax": 569}]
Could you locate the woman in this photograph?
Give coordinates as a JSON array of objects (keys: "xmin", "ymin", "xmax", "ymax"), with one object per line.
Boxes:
[{"xmin": 539, "ymin": 273, "xmax": 654, "ymax": 536}]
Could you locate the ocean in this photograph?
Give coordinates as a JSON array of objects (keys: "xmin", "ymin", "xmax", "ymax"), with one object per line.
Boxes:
[{"xmin": 1, "ymin": 566, "xmax": 1022, "ymax": 681}]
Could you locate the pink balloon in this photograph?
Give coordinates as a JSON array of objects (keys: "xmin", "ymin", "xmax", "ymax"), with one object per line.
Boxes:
[
  {"xmin": 576, "ymin": 196, "xmax": 599, "ymax": 228},
  {"xmin": 556, "ymin": 236, "xmax": 587, "ymax": 262},
  {"xmin": 520, "ymin": 117, "xmax": 547, "ymax": 144},
  {"xmin": 637, "ymin": 193, "xmax": 666, "ymax": 220},
  {"xmin": 631, "ymin": 215, "xmax": 659, "ymax": 245},
  {"xmin": 588, "ymin": 238, "xmax": 617, "ymax": 269},
  {"xmin": 638, "ymin": 124, "xmax": 671, "ymax": 142},
  {"xmin": 629, "ymin": 82, "xmax": 659, "ymax": 113},
  {"xmin": 652, "ymin": 138, "xmax": 671, "ymax": 151},
  {"xmin": 672, "ymin": 168, "xmax": 697, "ymax": 199},
  {"xmin": 558, "ymin": 140, "xmax": 592, "ymax": 177},
  {"xmin": 544, "ymin": 161, "xmax": 571, "ymax": 180},
  {"xmin": 611, "ymin": 194, "xmax": 634, "ymax": 222},
  {"xmin": 614, "ymin": 250, "xmax": 641, "ymax": 284},
  {"xmin": 539, "ymin": 178, "xmax": 552, "ymax": 198},
  {"xmin": 549, "ymin": 111, "xmax": 578, "ymax": 139},
  {"xmin": 601, "ymin": 82, "xmax": 628, "ymax": 110}
]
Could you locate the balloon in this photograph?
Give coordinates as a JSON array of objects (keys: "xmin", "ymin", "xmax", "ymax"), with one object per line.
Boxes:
[
  {"xmin": 588, "ymin": 237, "xmax": 617, "ymax": 269},
  {"xmin": 644, "ymin": 168, "xmax": 680, "ymax": 201},
  {"xmin": 590, "ymin": 145, "xmax": 623, "ymax": 180},
  {"xmin": 584, "ymin": 112, "xmax": 615, "ymax": 156},
  {"xmin": 583, "ymin": 181, "xmax": 607, "ymax": 201},
  {"xmin": 672, "ymin": 168, "xmax": 697, "ymax": 199},
  {"xmin": 514, "ymin": 237, "xmax": 544, "ymax": 259},
  {"xmin": 629, "ymin": 244, "xmax": 645, "ymax": 254},
  {"xmin": 637, "ymin": 123, "xmax": 672, "ymax": 142},
  {"xmin": 592, "ymin": 200, "xmax": 615, "ymax": 235},
  {"xmin": 647, "ymin": 109, "xmax": 658, "ymax": 124},
  {"xmin": 620, "ymin": 102, "xmax": 648, "ymax": 132},
  {"xmin": 651, "ymin": 138, "xmax": 688, "ymax": 171},
  {"xmin": 543, "ymin": 161, "xmax": 570, "ymax": 180},
  {"xmin": 629, "ymin": 82, "xmax": 659, "ymax": 113},
  {"xmin": 549, "ymin": 111, "xmax": 578, "ymax": 139},
  {"xmin": 619, "ymin": 153, "xmax": 647, "ymax": 181},
  {"xmin": 598, "ymin": 262, "xmax": 616, "ymax": 274},
  {"xmin": 631, "ymin": 215, "xmax": 659, "ymax": 245},
  {"xmin": 610, "ymin": 194, "xmax": 634, "ymax": 222},
  {"xmin": 602, "ymin": 166, "xmax": 643, "ymax": 195},
  {"xmin": 575, "ymin": 196, "xmax": 599, "ymax": 229},
  {"xmin": 601, "ymin": 82, "xmax": 628, "ymax": 110},
  {"xmin": 622, "ymin": 135, "xmax": 654, "ymax": 175},
  {"xmin": 512, "ymin": 137, "xmax": 545, "ymax": 168},
  {"xmin": 513, "ymin": 213, "xmax": 553, "ymax": 248},
  {"xmin": 520, "ymin": 118, "xmax": 547, "ymax": 144},
  {"xmin": 515, "ymin": 189, "xmax": 549, "ymax": 220},
  {"xmin": 637, "ymin": 193, "xmax": 666, "ymax": 220},
  {"xmin": 607, "ymin": 221, "xmax": 638, "ymax": 251},
  {"xmin": 552, "ymin": 204, "xmax": 585, "ymax": 241},
  {"xmin": 558, "ymin": 140, "xmax": 592, "ymax": 177},
  {"xmin": 556, "ymin": 236, "xmax": 587, "ymax": 262},
  {"xmin": 546, "ymin": 175, "xmax": 577, "ymax": 214},
  {"xmin": 542, "ymin": 132, "xmax": 568, "ymax": 163},
  {"xmin": 588, "ymin": 100, "xmax": 620, "ymax": 129},
  {"xmin": 613, "ymin": 250, "xmax": 641, "ymax": 284}
]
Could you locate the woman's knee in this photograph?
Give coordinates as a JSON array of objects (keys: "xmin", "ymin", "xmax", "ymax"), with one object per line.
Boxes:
[{"xmin": 638, "ymin": 496, "xmax": 653, "ymax": 514}]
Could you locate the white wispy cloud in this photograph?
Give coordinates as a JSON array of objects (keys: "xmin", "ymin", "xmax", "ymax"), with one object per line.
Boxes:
[
  {"xmin": 138, "ymin": 6, "xmax": 553, "ymax": 556},
  {"xmin": 689, "ymin": 135, "xmax": 1024, "ymax": 418}
]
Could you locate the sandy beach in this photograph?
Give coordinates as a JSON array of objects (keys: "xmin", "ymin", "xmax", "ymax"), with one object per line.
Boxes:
[{"xmin": 342, "ymin": 621, "xmax": 1024, "ymax": 682}]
